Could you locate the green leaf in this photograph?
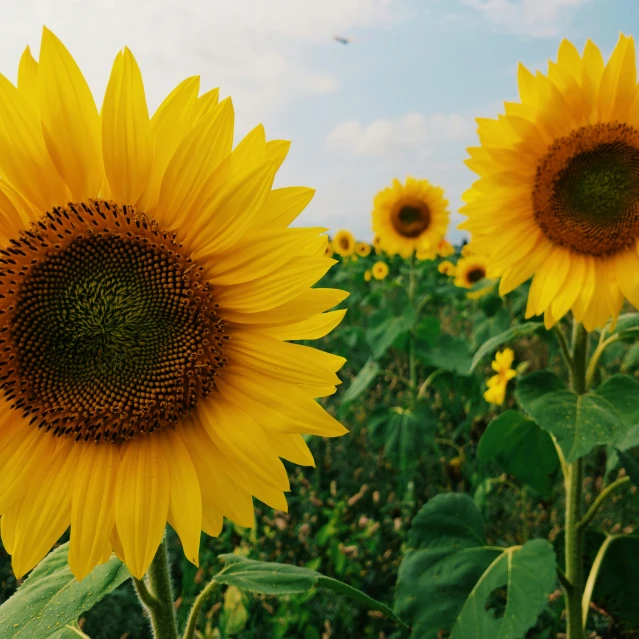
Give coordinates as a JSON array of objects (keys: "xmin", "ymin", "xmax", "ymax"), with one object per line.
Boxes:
[
  {"xmin": 416, "ymin": 316, "xmax": 440, "ymax": 346},
  {"xmin": 47, "ymin": 628, "xmax": 90, "ymax": 639},
  {"xmin": 470, "ymin": 322, "xmax": 544, "ymax": 372},
  {"xmin": 616, "ymin": 449, "xmax": 639, "ymax": 487},
  {"xmin": 515, "ymin": 371, "xmax": 636, "ymax": 462},
  {"xmin": 395, "ymin": 494, "xmax": 555, "ymax": 638},
  {"xmin": 341, "ymin": 358, "xmax": 380, "ymax": 404},
  {"xmin": 607, "ymin": 312, "xmax": 639, "ymax": 341},
  {"xmin": 478, "ymin": 411, "xmax": 559, "ymax": 497},
  {"xmin": 367, "ymin": 313, "xmax": 414, "ymax": 359},
  {"xmin": 0, "ymin": 543, "xmax": 130, "ymax": 639},
  {"xmin": 215, "ymin": 555, "xmax": 406, "ymax": 627},
  {"xmin": 418, "ymin": 334, "xmax": 473, "ymax": 375},
  {"xmin": 595, "ymin": 375, "xmax": 639, "ymax": 427},
  {"xmin": 450, "ymin": 540, "xmax": 556, "ymax": 639}
]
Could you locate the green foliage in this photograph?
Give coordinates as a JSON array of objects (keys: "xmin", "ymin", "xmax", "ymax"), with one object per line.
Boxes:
[
  {"xmin": 515, "ymin": 371, "xmax": 639, "ymax": 462},
  {"xmin": 0, "ymin": 543, "xmax": 129, "ymax": 639},
  {"xmin": 395, "ymin": 493, "xmax": 555, "ymax": 638},
  {"xmin": 478, "ymin": 411, "xmax": 559, "ymax": 497},
  {"xmin": 341, "ymin": 358, "xmax": 380, "ymax": 405},
  {"xmin": 470, "ymin": 322, "xmax": 544, "ymax": 372}
]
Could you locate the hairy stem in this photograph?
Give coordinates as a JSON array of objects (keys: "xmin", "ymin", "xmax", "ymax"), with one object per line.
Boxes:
[{"xmin": 182, "ymin": 579, "xmax": 220, "ymax": 639}]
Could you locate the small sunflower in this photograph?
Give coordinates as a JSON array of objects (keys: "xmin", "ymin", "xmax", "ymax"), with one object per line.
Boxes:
[
  {"xmin": 460, "ymin": 35, "xmax": 639, "ymax": 330},
  {"xmin": 372, "ymin": 261, "xmax": 389, "ymax": 280},
  {"xmin": 438, "ymin": 260, "xmax": 456, "ymax": 276},
  {"xmin": 356, "ymin": 242, "xmax": 372, "ymax": 257},
  {"xmin": 0, "ymin": 29, "xmax": 347, "ymax": 581},
  {"xmin": 372, "ymin": 177, "xmax": 449, "ymax": 258},
  {"xmin": 455, "ymin": 256, "xmax": 488, "ymax": 289},
  {"xmin": 332, "ymin": 230, "xmax": 355, "ymax": 257},
  {"xmin": 364, "ymin": 270, "xmax": 372, "ymax": 282},
  {"xmin": 484, "ymin": 349, "xmax": 517, "ymax": 405},
  {"xmin": 437, "ymin": 239, "xmax": 455, "ymax": 258}
]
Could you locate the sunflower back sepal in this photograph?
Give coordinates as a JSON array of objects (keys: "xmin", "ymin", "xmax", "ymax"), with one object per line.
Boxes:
[{"xmin": 0, "ymin": 542, "xmax": 129, "ymax": 639}]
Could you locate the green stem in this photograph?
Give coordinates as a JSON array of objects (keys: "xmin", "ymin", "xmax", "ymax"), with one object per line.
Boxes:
[
  {"xmin": 134, "ymin": 537, "xmax": 179, "ymax": 639},
  {"xmin": 182, "ymin": 579, "xmax": 220, "ymax": 639},
  {"xmin": 379, "ymin": 369, "xmax": 412, "ymax": 388},
  {"xmin": 563, "ymin": 321, "xmax": 588, "ymax": 639},
  {"xmin": 585, "ymin": 334, "xmax": 620, "ymax": 390},
  {"xmin": 553, "ymin": 324, "xmax": 572, "ymax": 372},
  {"xmin": 408, "ymin": 251, "xmax": 418, "ymax": 409},
  {"xmin": 581, "ymin": 535, "xmax": 617, "ymax": 630},
  {"xmin": 417, "ymin": 368, "xmax": 446, "ymax": 399},
  {"xmin": 576, "ymin": 476, "xmax": 630, "ymax": 532}
]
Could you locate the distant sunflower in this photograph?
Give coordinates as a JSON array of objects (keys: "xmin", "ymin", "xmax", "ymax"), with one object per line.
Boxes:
[
  {"xmin": 455, "ymin": 256, "xmax": 488, "ymax": 289},
  {"xmin": 356, "ymin": 242, "xmax": 372, "ymax": 257},
  {"xmin": 333, "ymin": 230, "xmax": 355, "ymax": 257},
  {"xmin": 460, "ymin": 35, "xmax": 639, "ymax": 330},
  {"xmin": 373, "ymin": 177, "xmax": 449, "ymax": 258},
  {"xmin": 364, "ymin": 270, "xmax": 372, "ymax": 282},
  {"xmin": 437, "ymin": 239, "xmax": 455, "ymax": 258},
  {"xmin": 0, "ymin": 29, "xmax": 347, "ymax": 582},
  {"xmin": 438, "ymin": 260, "xmax": 456, "ymax": 276},
  {"xmin": 325, "ymin": 243, "xmax": 334, "ymax": 258},
  {"xmin": 373, "ymin": 235, "xmax": 383, "ymax": 254},
  {"xmin": 372, "ymin": 261, "xmax": 389, "ymax": 280}
]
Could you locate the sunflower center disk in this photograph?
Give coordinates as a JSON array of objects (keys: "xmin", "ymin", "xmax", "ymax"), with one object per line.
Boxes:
[
  {"xmin": 533, "ymin": 123, "xmax": 639, "ymax": 256},
  {"xmin": 467, "ymin": 267, "xmax": 485, "ymax": 284},
  {"xmin": 0, "ymin": 200, "xmax": 225, "ymax": 443},
  {"xmin": 392, "ymin": 204, "xmax": 430, "ymax": 238}
]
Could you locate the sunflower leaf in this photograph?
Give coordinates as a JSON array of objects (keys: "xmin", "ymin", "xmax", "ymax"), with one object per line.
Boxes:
[
  {"xmin": 0, "ymin": 543, "xmax": 130, "ymax": 639},
  {"xmin": 215, "ymin": 555, "xmax": 406, "ymax": 626},
  {"xmin": 341, "ymin": 358, "xmax": 380, "ymax": 405},
  {"xmin": 470, "ymin": 322, "xmax": 544, "ymax": 372}
]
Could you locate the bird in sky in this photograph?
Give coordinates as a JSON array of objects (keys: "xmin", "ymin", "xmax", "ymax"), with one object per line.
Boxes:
[{"xmin": 333, "ymin": 35, "xmax": 352, "ymax": 45}]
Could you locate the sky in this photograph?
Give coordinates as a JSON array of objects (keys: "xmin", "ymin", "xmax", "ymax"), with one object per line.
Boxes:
[{"xmin": 0, "ymin": 0, "xmax": 637, "ymax": 243}]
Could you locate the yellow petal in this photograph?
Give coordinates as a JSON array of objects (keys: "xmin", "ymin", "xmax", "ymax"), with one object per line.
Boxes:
[
  {"xmin": 38, "ymin": 27, "xmax": 102, "ymax": 200},
  {"xmin": 257, "ymin": 309, "xmax": 347, "ymax": 341},
  {"xmin": 229, "ymin": 124, "xmax": 266, "ymax": 175},
  {"xmin": 598, "ymin": 34, "xmax": 636, "ymax": 121},
  {"xmin": 268, "ymin": 433, "xmax": 315, "ymax": 467},
  {"xmin": 17, "ymin": 46, "xmax": 39, "ymax": 107},
  {"xmin": 69, "ymin": 443, "xmax": 120, "ymax": 581},
  {"xmin": 0, "ymin": 503, "xmax": 20, "ymax": 555},
  {"xmin": 159, "ymin": 429, "xmax": 202, "ymax": 567},
  {"xmin": 114, "ymin": 435, "xmax": 170, "ymax": 579},
  {"xmin": 265, "ymin": 139, "xmax": 291, "ymax": 172},
  {"xmin": 102, "ymin": 48, "xmax": 152, "ymax": 206},
  {"xmin": 254, "ymin": 186, "xmax": 315, "ymax": 229},
  {"xmin": 157, "ymin": 97, "xmax": 234, "ymax": 228},
  {"xmin": 191, "ymin": 87, "xmax": 220, "ymax": 121},
  {"xmin": 12, "ymin": 439, "xmax": 75, "ymax": 578}
]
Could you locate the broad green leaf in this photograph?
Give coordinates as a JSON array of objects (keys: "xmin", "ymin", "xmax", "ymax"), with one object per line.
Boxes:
[
  {"xmin": 341, "ymin": 358, "xmax": 379, "ymax": 404},
  {"xmin": 416, "ymin": 316, "xmax": 440, "ymax": 346},
  {"xmin": 0, "ymin": 543, "xmax": 130, "ymax": 639},
  {"xmin": 622, "ymin": 342, "xmax": 639, "ymax": 371},
  {"xmin": 472, "ymin": 308, "xmax": 511, "ymax": 349},
  {"xmin": 47, "ymin": 628, "xmax": 90, "ymax": 639},
  {"xmin": 367, "ymin": 313, "xmax": 414, "ymax": 359},
  {"xmin": 478, "ymin": 411, "xmax": 559, "ymax": 497},
  {"xmin": 607, "ymin": 423, "xmax": 639, "ymax": 475},
  {"xmin": 595, "ymin": 375, "xmax": 639, "ymax": 427},
  {"xmin": 450, "ymin": 540, "xmax": 556, "ymax": 639},
  {"xmin": 616, "ymin": 449, "xmax": 639, "ymax": 487},
  {"xmin": 515, "ymin": 371, "xmax": 636, "ymax": 462},
  {"xmin": 606, "ymin": 312, "xmax": 639, "ymax": 341},
  {"xmin": 215, "ymin": 555, "xmax": 406, "ymax": 626},
  {"xmin": 470, "ymin": 322, "xmax": 544, "ymax": 372},
  {"xmin": 418, "ymin": 334, "xmax": 472, "ymax": 375}
]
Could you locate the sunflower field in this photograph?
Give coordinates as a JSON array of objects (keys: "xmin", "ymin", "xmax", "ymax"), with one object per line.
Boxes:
[{"xmin": 2, "ymin": 23, "xmax": 639, "ymax": 639}]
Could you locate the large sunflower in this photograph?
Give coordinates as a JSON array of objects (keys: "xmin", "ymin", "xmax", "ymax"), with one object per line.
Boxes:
[
  {"xmin": 460, "ymin": 35, "xmax": 639, "ymax": 330},
  {"xmin": 372, "ymin": 177, "xmax": 449, "ymax": 258},
  {"xmin": 0, "ymin": 29, "xmax": 348, "ymax": 581}
]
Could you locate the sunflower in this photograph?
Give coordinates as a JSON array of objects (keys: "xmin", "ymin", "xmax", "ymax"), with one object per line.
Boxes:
[
  {"xmin": 0, "ymin": 29, "xmax": 348, "ymax": 582},
  {"xmin": 455, "ymin": 256, "xmax": 488, "ymax": 288},
  {"xmin": 364, "ymin": 270, "xmax": 372, "ymax": 282},
  {"xmin": 438, "ymin": 260, "xmax": 456, "ymax": 276},
  {"xmin": 332, "ymin": 229, "xmax": 355, "ymax": 257},
  {"xmin": 356, "ymin": 242, "xmax": 371, "ymax": 257},
  {"xmin": 372, "ymin": 261, "xmax": 389, "ymax": 280},
  {"xmin": 416, "ymin": 246, "xmax": 437, "ymax": 261},
  {"xmin": 459, "ymin": 35, "xmax": 639, "ymax": 330},
  {"xmin": 373, "ymin": 235, "xmax": 383, "ymax": 254},
  {"xmin": 437, "ymin": 239, "xmax": 455, "ymax": 257},
  {"xmin": 372, "ymin": 177, "xmax": 449, "ymax": 258},
  {"xmin": 484, "ymin": 349, "xmax": 517, "ymax": 405}
]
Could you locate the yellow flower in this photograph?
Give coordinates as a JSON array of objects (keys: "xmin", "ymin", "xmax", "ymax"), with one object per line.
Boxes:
[
  {"xmin": 356, "ymin": 242, "xmax": 372, "ymax": 257},
  {"xmin": 0, "ymin": 29, "xmax": 348, "ymax": 581},
  {"xmin": 351, "ymin": 254, "xmax": 359, "ymax": 263},
  {"xmin": 372, "ymin": 177, "xmax": 449, "ymax": 258},
  {"xmin": 364, "ymin": 270, "xmax": 372, "ymax": 282},
  {"xmin": 484, "ymin": 349, "xmax": 517, "ymax": 405},
  {"xmin": 454, "ymin": 256, "xmax": 488, "ymax": 288},
  {"xmin": 332, "ymin": 229, "xmax": 355, "ymax": 257},
  {"xmin": 372, "ymin": 261, "xmax": 389, "ymax": 280},
  {"xmin": 460, "ymin": 35, "xmax": 639, "ymax": 331},
  {"xmin": 373, "ymin": 235, "xmax": 383, "ymax": 254},
  {"xmin": 416, "ymin": 246, "xmax": 438, "ymax": 261},
  {"xmin": 460, "ymin": 244, "xmax": 474, "ymax": 257},
  {"xmin": 438, "ymin": 260, "xmax": 456, "ymax": 276},
  {"xmin": 437, "ymin": 239, "xmax": 455, "ymax": 257}
]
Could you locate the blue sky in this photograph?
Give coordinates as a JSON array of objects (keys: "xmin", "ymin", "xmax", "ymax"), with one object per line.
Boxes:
[{"xmin": 1, "ymin": 0, "xmax": 637, "ymax": 243}]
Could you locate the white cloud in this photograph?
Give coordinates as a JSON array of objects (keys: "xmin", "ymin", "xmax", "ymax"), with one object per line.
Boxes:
[
  {"xmin": 326, "ymin": 111, "xmax": 475, "ymax": 158},
  {"xmin": 462, "ymin": 0, "xmax": 590, "ymax": 37},
  {"xmin": 0, "ymin": 0, "xmax": 395, "ymax": 129}
]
